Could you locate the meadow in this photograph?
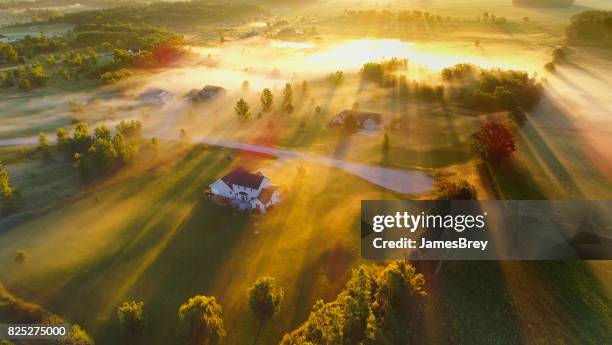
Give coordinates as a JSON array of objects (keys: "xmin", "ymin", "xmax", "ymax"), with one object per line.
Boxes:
[
  {"xmin": 1, "ymin": 144, "xmax": 610, "ymax": 344},
  {"xmin": 0, "ymin": 0, "xmax": 611, "ymax": 344}
]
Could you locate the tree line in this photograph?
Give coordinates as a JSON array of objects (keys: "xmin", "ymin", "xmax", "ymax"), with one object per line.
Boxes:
[
  {"xmin": 344, "ymin": 9, "xmax": 511, "ymax": 24},
  {"xmin": 234, "ymin": 81, "xmax": 311, "ymax": 121},
  {"xmin": 53, "ymin": 2, "xmax": 267, "ymax": 29},
  {"xmin": 513, "ymin": 0, "xmax": 575, "ymax": 8}
]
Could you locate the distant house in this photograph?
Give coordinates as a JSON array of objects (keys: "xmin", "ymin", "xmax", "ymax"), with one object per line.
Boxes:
[
  {"xmin": 127, "ymin": 48, "xmax": 142, "ymax": 55},
  {"xmin": 185, "ymin": 85, "xmax": 227, "ymax": 103},
  {"xmin": 208, "ymin": 167, "xmax": 281, "ymax": 213},
  {"xmin": 0, "ymin": 34, "xmax": 9, "ymax": 44},
  {"xmin": 141, "ymin": 88, "xmax": 175, "ymax": 106},
  {"xmin": 328, "ymin": 110, "xmax": 383, "ymax": 131}
]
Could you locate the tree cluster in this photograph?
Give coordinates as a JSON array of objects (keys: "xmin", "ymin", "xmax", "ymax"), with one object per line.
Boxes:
[
  {"xmin": 442, "ymin": 63, "xmax": 542, "ymax": 111},
  {"xmin": 1, "ymin": 32, "xmax": 67, "ymax": 64},
  {"xmin": 57, "ymin": 120, "xmax": 142, "ymax": 180},
  {"xmin": 281, "ymin": 261, "xmax": 427, "ymax": 345},
  {"xmin": 0, "ymin": 161, "xmax": 20, "ymax": 213},
  {"xmin": 475, "ymin": 12, "xmax": 508, "ymax": 24},
  {"xmin": 0, "ymin": 64, "xmax": 47, "ymax": 90},
  {"xmin": 345, "ymin": 9, "xmax": 453, "ymax": 23},
  {"xmin": 359, "ymin": 60, "xmax": 444, "ymax": 103},
  {"xmin": 1, "ymin": 14, "xmax": 183, "ymax": 89},
  {"xmin": 361, "ymin": 58, "xmax": 408, "ymax": 84},
  {"xmin": 566, "ymin": 10, "xmax": 612, "ymax": 46}
]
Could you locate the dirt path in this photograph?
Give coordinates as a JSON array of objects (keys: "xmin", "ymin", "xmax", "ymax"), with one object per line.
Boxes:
[{"xmin": 0, "ymin": 135, "xmax": 433, "ymax": 194}]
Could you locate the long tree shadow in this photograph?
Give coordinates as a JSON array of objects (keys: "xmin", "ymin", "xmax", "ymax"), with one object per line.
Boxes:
[
  {"xmin": 478, "ymin": 160, "xmax": 548, "ymax": 200},
  {"xmin": 40, "ymin": 146, "xmax": 234, "ymax": 340},
  {"xmin": 433, "ymin": 261, "xmax": 524, "ymax": 344},
  {"xmin": 525, "ymin": 261, "xmax": 612, "ymax": 343},
  {"xmin": 108, "ymin": 199, "xmax": 252, "ymax": 345}
]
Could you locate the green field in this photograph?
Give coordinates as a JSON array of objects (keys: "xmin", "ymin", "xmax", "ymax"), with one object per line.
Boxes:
[
  {"xmin": 1, "ymin": 0, "xmax": 611, "ymax": 343},
  {"xmin": 0, "ymin": 144, "xmax": 398, "ymax": 344},
  {"xmin": 0, "ymin": 142, "xmax": 610, "ymax": 344},
  {"xmin": 0, "ymin": 23, "xmax": 73, "ymax": 41}
]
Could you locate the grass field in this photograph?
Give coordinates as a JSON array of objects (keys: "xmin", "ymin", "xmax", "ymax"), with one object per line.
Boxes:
[
  {"xmin": 0, "ymin": 144, "xmax": 404, "ymax": 344},
  {"xmin": 0, "ymin": 23, "xmax": 73, "ymax": 40},
  {"xmin": 0, "ymin": 1, "xmax": 611, "ymax": 343},
  {"xmin": 0, "ymin": 142, "xmax": 611, "ymax": 344}
]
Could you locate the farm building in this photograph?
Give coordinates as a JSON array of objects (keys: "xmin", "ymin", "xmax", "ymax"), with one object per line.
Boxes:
[
  {"xmin": 328, "ymin": 110, "xmax": 383, "ymax": 130},
  {"xmin": 141, "ymin": 88, "xmax": 175, "ymax": 106},
  {"xmin": 185, "ymin": 85, "xmax": 227, "ymax": 103},
  {"xmin": 208, "ymin": 167, "xmax": 281, "ymax": 213}
]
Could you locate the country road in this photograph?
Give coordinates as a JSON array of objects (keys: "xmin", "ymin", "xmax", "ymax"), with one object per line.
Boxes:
[{"xmin": 0, "ymin": 135, "xmax": 434, "ymax": 194}]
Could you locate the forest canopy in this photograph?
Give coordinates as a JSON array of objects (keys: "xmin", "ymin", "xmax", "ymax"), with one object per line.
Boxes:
[
  {"xmin": 566, "ymin": 10, "xmax": 612, "ymax": 46},
  {"xmin": 52, "ymin": 1, "xmax": 268, "ymax": 28}
]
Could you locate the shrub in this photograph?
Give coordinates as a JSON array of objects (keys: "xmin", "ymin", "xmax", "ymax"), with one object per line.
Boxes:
[
  {"xmin": 15, "ymin": 250, "xmax": 27, "ymax": 263},
  {"xmin": 434, "ymin": 179, "xmax": 478, "ymax": 200}
]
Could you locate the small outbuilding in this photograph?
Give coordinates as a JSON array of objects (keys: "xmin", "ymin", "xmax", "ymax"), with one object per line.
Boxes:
[
  {"xmin": 141, "ymin": 88, "xmax": 175, "ymax": 106},
  {"xmin": 328, "ymin": 110, "xmax": 383, "ymax": 131},
  {"xmin": 185, "ymin": 85, "xmax": 227, "ymax": 103}
]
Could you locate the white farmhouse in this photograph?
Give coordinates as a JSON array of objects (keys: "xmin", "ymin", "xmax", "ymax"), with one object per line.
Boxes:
[
  {"xmin": 0, "ymin": 34, "xmax": 10, "ymax": 44},
  {"xmin": 209, "ymin": 167, "xmax": 281, "ymax": 213},
  {"xmin": 141, "ymin": 88, "xmax": 175, "ymax": 106}
]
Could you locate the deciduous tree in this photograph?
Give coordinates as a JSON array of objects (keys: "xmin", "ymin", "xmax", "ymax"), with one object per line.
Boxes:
[
  {"xmin": 38, "ymin": 132, "xmax": 50, "ymax": 158},
  {"xmin": 248, "ymin": 276, "xmax": 284, "ymax": 323},
  {"xmin": 117, "ymin": 301, "xmax": 145, "ymax": 337},
  {"xmin": 471, "ymin": 121, "xmax": 516, "ymax": 162},
  {"xmin": 178, "ymin": 295, "xmax": 225, "ymax": 345},
  {"xmin": 0, "ymin": 160, "xmax": 19, "ymax": 212}
]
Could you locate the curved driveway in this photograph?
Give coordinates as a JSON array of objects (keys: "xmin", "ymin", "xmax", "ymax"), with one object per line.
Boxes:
[{"xmin": 0, "ymin": 136, "xmax": 433, "ymax": 194}]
